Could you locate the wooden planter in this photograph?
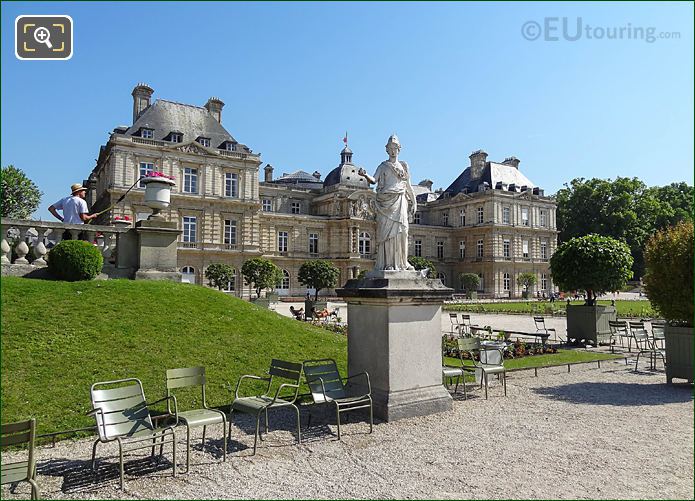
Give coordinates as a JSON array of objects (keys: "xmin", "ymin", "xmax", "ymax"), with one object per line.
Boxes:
[
  {"xmin": 665, "ymin": 325, "xmax": 694, "ymax": 384},
  {"xmin": 566, "ymin": 304, "xmax": 617, "ymax": 346}
]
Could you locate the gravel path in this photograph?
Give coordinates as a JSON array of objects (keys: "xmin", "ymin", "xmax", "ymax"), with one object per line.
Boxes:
[{"xmin": 3, "ymin": 361, "xmax": 692, "ymax": 500}]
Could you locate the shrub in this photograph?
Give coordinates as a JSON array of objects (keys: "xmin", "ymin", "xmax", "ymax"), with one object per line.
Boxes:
[
  {"xmin": 1, "ymin": 165, "xmax": 42, "ymax": 219},
  {"xmin": 48, "ymin": 240, "xmax": 103, "ymax": 281},
  {"xmin": 459, "ymin": 273, "xmax": 480, "ymax": 293},
  {"xmin": 298, "ymin": 260, "xmax": 340, "ymax": 301},
  {"xmin": 204, "ymin": 263, "xmax": 235, "ymax": 290},
  {"xmin": 408, "ymin": 256, "xmax": 436, "ymax": 278},
  {"xmin": 643, "ymin": 221, "xmax": 693, "ymax": 325},
  {"xmin": 550, "ymin": 234, "xmax": 633, "ymax": 306},
  {"xmin": 241, "ymin": 258, "xmax": 283, "ymax": 299}
]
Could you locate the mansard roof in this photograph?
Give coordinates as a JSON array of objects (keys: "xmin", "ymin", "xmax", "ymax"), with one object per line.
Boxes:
[{"xmin": 442, "ymin": 162, "xmax": 535, "ymax": 198}]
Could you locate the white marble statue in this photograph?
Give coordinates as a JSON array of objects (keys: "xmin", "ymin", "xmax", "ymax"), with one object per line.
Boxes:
[{"xmin": 358, "ymin": 135, "xmax": 417, "ymax": 271}]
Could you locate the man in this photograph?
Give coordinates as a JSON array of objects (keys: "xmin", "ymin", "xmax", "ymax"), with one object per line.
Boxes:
[{"xmin": 49, "ymin": 183, "xmax": 97, "ymax": 224}]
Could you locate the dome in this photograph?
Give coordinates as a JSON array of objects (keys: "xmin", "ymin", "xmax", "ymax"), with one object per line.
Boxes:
[{"xmin": 323, "ymin": 164, "xmax": 369, "ymax": 189}]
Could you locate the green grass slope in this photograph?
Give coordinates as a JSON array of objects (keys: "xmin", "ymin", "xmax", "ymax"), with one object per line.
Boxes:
[{"xmin": 1, "ymin": 277, "xmax": 347, "ymax": 435}]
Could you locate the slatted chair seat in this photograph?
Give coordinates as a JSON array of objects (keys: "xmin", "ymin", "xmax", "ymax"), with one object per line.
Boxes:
[
  {"xmin": 88, "ymin": 378, "xmax": 178, "ymax": 489},
  {"xmin": 230, "ymin": 359, "xmax": 303, "ymax": 455},
  {"xmin": 1, "ymin": 419, "xmax": 40, "ymax": 500},
  {"xmin": 303, "ymin": 359, "xmax": 373, "ymax": 440}
]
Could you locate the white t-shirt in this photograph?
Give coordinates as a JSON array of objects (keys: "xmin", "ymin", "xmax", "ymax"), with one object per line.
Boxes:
[{"xmin": 53, "ymin": 195, "xmax": 88, "ymax": 224}]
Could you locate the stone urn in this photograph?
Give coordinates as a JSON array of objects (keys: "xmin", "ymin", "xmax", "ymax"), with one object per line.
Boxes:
[{"xmin": 142, "ymin": 175, "xmax": 176, "ymax": 220}]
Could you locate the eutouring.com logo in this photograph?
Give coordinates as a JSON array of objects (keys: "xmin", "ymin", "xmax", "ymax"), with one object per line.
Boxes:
[{"xmin": 521, "ymin": 17, "xmax": 680, "ymax": 43}]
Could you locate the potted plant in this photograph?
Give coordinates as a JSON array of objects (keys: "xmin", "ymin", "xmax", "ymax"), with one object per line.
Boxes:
[
  {"xmin": 643, "ymin": 221, "xmax": 693, "ymax": 384},
  {"xmin": 241, "ymin": 257, "xmax": 283, "ymax": 308},
  {"xmin": 298, "ymin": 259, "xmax": 340, "ymax": 313},
  {"xmin": 550, "ymin": 234, "xmax": 633, "ymax": 346},
  {"xmin": 459, "ymin": 272, "xmax": 480, "ymax": 300},
  {"xmin": 112, "ymin": 215, "xmax": 132, "ymax": 227},
  {"xmin": 517, "ymin": 272, "xmax": 537, "ymax": 300},
  {"xmin": 141, "ymin": 171, "xmax": 175, "ymax": 220}
]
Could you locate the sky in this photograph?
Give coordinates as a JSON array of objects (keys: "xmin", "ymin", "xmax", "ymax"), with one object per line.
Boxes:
[{"xmin": 2, "ymin": 1, "xmax": 693, "ymax": 220}]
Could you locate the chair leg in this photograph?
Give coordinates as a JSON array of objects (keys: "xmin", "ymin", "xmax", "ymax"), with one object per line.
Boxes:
[
  {"xmin": 335, "ymin": 404, "xmax": 341, "ymax": 440},
  {"xmin": 171, "ymin": 429, "xmax": 177, "ymax": 478},
  {"xmin": 462, "ymin": 374, "xmax": 467, "ymax": 400},
  {"xmin": 27, "ymin": 478, "xmax": 40, "ymax": 500},
  {"xmin": 503, "ymin": 372, "xmax": 507, "ymax": 396},
  {"xmin": 368, "ymin": 397, "xmax": 374, "ymax": 434},
  {"xmin": 91, "ymin": 439, "xmax": 100, "ymax": 471},
  {"xmin": 484, "ymin": 372, "xmax": 488, "ymax": 399},
  {"xmin": 253, "ymin": 414, "xmax": 261, "ymax": 456},
  {"xmin": 294, "ymin": 404, "xmax": 301, "ymax": 445},
  {"xmin": 118, "ymin": 442, "xmax": 125, "ymax": 490},
  {"xmin": 221, "ymin": 415, "xmax": 227, "ymax": 462},
  {"xmin": 265, "ymin": 408, "xmax": 270, "ymax": 434},
  {"xmin": 186, "ymin": 425, "xmax": 191, "ymax": 474},
  {"xmin": 202, "ymin": 425, "xmax": 207, "ymax": 447},
  {"xmin": 635, "ymin": 352, "xmax": 642, "ymax": 372}
]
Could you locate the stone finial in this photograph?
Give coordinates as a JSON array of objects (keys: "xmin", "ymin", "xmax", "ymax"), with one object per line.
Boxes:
[
  {"xmin": 32, "ymin": 241, "xmax": 47, "ymax": 267},
  {"xmin": 14, "ymin": 241, "xmax": 29, "ymax": 264}
]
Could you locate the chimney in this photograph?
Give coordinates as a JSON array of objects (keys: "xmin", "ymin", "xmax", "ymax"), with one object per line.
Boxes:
[
  {"xmin": 418, "ymin": 179, "xmax": 433, "ymax": 191},
  {"xmin": 205, "ymin": 97, "xmax": 225, "ymax": 123},
  {"xmin": 312, "ymin": 171, "xmax": 322, "ymax": 180},
  {"xmin": 503, "ymin": 156, "xmax": 520, "ymax": 169},
  {"xmin": 264, "ymin": 164, "xmax": 274, "ymax": 182},
  {"xmin": 469, "ymin": 150, "xmax": 488, "ymax": 178},
  {"xmin": 132, "ymin": 83, "xmax": 154, "ymax": 123}
]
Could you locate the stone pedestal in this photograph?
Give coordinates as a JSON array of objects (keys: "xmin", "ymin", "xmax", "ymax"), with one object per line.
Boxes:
[
  {"xmin": 134, "ymin": 220, "xmax": 182, "ymax": 281},
  {"xmin": 337, "ymin": 271, "xmax": 453, "ymax": 421}
]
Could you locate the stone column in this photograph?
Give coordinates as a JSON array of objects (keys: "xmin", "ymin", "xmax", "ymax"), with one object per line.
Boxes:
[
  {"xmin": 337, "ymin": 271, "xmax": 453, "ymax": 422},
  {"xmin": 134, "ymin": 220, "xmax": 182, "ymax": 281}
]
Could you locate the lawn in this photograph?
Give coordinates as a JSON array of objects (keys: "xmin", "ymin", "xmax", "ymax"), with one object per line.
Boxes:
[
  {"xmin": 1, "ymin": 277, "xmax": 347, "ymax": 436},
  {"xmin": 444, "ymin": 350, "xmax": 622, "ymax": 371},
  {"xmin": 444, "ymin": 300, "xmax": 656, "ymax": 318}
]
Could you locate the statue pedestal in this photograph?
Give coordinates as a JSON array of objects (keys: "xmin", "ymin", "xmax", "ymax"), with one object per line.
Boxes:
[
  {"xmin": 337, "ymin": 271, "xmax": 453, "ymax": 421},
  {"xmin": 134, "ymin": 220, "xmax": 182, "ymax": 281}
]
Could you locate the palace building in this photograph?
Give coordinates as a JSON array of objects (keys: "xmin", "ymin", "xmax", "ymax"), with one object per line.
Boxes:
[{"xmin": 86, "ymin": 84, "xmax": 558, "ymax": 298}]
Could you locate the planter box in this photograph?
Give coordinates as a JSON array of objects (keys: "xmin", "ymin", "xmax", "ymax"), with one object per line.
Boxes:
[
  {"xmin": 566, "ymin": 305, "xmax": 617, "ymax": 346},
  {"xmin": 665, "ymin": 325, "xmax": 693, "ymax": 384}
]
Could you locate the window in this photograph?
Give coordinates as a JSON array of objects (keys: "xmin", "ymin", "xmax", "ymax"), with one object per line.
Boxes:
[
  {"xmin": 503, "ymin": 207, "xmax": 510, "ymax": 224},
  {"xmin": 413, "ymin": 213, "xmax": 421, "ymax": 224},
  {"xmin": 437, "ymin": 272, "xmax": 447, "ymax": 286},
  {"xmin": 184, "ymin": 168, "xmax": 198, "ymax": 193},
  {"xmin": 279, "ymin": 270, "xmax": 290, "ymax": 290},
  {"xmin": 197, "ymin": 137, "xmax": 210, "ymax": 147},
  {"xmin": 262, "ymin": 199, "xmax": 272, "ymax": 212},
  {"xmin": 521, "ymin": 207, "xmax": 529, "ymax": 226},
  {"xmin": 139, "ymin": 162, "xmax": 154, "ymax": 187},
  {"xmin": 224, "ymin": 219, "xmax": 237, "ymax": 248},
  {"xmin": 477, "ymin": 207, "xmax": 484, "ymax": 224},
  {"xmin": 181, "ymin": 266, "xmax": 195, "ymax": 284},
  {"xmin": 224, "ymin": 172, "xmax": 239, "ymax": 198},
  {"xmin": 226, "ymin": 142, "xmax": 237, "ymax": 152},
  {"xmin": 477, "ymin": 239, "xmax": 484, "ymax": 258},
  {"xmin": 168, "ymin": 132, "xmax": 182, "ymax": 143},
  {"xmin": 478, "ymin": 273, "xmax": 484, "ymax": 291},
  {"xmin": 541, "ymin": 240, "xmax": 548, "ymax": 260},
  {"xmin": 436, "ymin": 241, "xmax": 444, "ymax": 259},
  {"xmin": 522, "ymin": 239, "xmax": 529, "ymax": 258},
  {"xmin": 291, "ymin": 202, "xmax": 301, "ymax": 214},
  {"xmin": 540, "ymin": 210, "xmax": 547, "ymax": 227},
  {"xmin": 414, "ymin": 239, "xmax": 422, "ymax": 257},
  {"xmin": 442, "ymin": 213, "xmax": 449, "ymax": 226},
  {"xmin": 541, "ymin": 273, "xmax": 548, "ymax": 291},
  {"xmin": 503, "ymin": 239, "xmax": 511, "ymax": 258},
  {"xmin": 359, "ymin": 232, "xmax": 371, "ymax": 257},
  {"xmin": 459, "ymin": 241, "xmax": 465, "ymax": 258},
  {"xmin": 460, "ymin": 209, "xmax": 466, "ymax": 226},
  {"xmin": 278, "ymin": 231, "xmax": 288, "ymax": 253},
  {"xmin": 182, "ymin": 216, "xmax": 197, "ymax": 244},
  {"xmin": 309, "ymin": 233, "xmax": 319, "ymax": 256},
  {"xmin": 141, "ymin": 128, "xmax": 153, "ymax": 139},
  {"xmin": 503, "ymin": 272, "xmax": 511, "ymax": 291},
  {"xmin": 223, "ymin": 269, "xmax": 237, "ymax": 292}
]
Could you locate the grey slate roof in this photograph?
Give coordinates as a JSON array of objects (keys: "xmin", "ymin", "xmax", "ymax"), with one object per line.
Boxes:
[
  {"xmin": 125, "ymin": 99, "xmax": 251, "ymax": 152},
  {"xmin": 323, "ymin": 163, "xmax": 369, "ymax": 189},
  {"xmin": 270, "ymin": 170, "xmax": 323, "ymax": 189},
  {"xmin": 441, "ymin": 162, "xmax": 535, "ymax": 198}
]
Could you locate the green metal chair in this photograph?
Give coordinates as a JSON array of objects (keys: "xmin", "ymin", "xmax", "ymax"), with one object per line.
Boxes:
[
  {"xmin": 230, "ymin": 359, "xmax": 303, "ymax": 455},
  {"xmin": 88, "ymin": 378, "xmax": 178, "ymax": 489},
  {"xmin": 1, "ymin": 419, "xmax": 39, "ymax": 500},
  {"xmin": 303, "ymin": 359, "xmax": 373, "ymax": 440},
  {"xmin": 457, "ymin": 337, "xmax": 507, "ymax": 399},
  {"xmin": 608, "ymin": 320, "xmax": 630, "ymax": 351},
  {"xmin": 165, "ymin": 367, "xmax": 227, "ymax": 473}
]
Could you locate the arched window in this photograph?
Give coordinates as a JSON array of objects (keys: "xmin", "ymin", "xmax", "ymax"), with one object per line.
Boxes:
[
  {"xmin": 359, "ymin": 232, "xmax": 371, "ymax": 257},
  {"xmin": 280, "ymin": 270, "xmax": 290, "ymax": 289},
  {"xmin": 181, "ymin": 266, "xmax": 196, "ymax": 284},
  {"xmin": 437, "ymin": 271, "xmax": 447, "ymax": 286}
]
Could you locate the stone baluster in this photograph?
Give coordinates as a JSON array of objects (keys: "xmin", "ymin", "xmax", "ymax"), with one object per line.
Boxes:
[
  {"xmin": 84, "ymin": 229, "xmax": 97, "ymax": 245},
  {"xmin": 1, "ymin": 238, "xmax": 10, "ymax": 264},
  {"xmin": 32, "ymin": 241, "xmax": 48, "ymax": 266},
  {"xmin": 69, "ymin": 229, "xmax": 81, "ymax": 240},
  {"xmin": 14, "ymin": 240, "xmax": 29, "ymax": 264},
  {"xmin": 102, "ymin": 231, "xmax": 116, "ymax": 262}
]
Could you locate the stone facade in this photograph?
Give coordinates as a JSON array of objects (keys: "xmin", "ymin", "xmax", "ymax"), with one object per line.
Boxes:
[{"xmin": 86, "ymin": 85, "xmax": 558, "ymax": 298}]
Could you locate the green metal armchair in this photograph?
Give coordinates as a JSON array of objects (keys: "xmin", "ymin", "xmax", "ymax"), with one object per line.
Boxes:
[
  {"xmin": 303, "ymin": 359, "xmax": 373, "ymax": 440},
  {"xmin": 88, "ymin": 378, "xmax": 178, "ymax": 489},
  {"xmin": 165, "ymin": 367, "xmax": 227, "ymax": 472},
  {"xmin": 1, "ymin": 418, "xmax": 39, "ymax": 500},
  {"xmin": 230, "ymin": 359, "xmax": 303, "ymax": 455},
  {"xmin": 457, "ymin": 337, "xmax": 507, "ymax": 399}
]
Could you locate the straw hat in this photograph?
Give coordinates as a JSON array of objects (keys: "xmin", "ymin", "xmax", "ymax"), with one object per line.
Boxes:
[{"xmin": 71, "ymin": 183, "xmax": 87, "ymax": 194}]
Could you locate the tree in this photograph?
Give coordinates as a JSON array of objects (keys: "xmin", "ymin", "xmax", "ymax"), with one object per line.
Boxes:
[
  {"xmin": 459, "ymin": 272, "xmax": 480, "ymax": 293},
  {"xmin": 298, "ymin": 260, "xmax": 340, "ymax": 301},
  {"xmin": 204, "ymin": 263, "xmax": 235, "ymax": 290},
  {"xmin": 241, "ymin": 258, "xmax": 283, "ymax": 299},
  {"xmin": 407, "ymin": 256, "xmax": 436, "ymax": 278},
  {"xmin": 517, "ymin": 272, "xmax": 537, "ymax": 292},
  {"xmin": 643, "ymin": 221, "xmax": 693, "ymax": 325},
  {"xmin": 1, "ymin": 165, "xmax": 42, "ymax": 219},
  {"xmin": 550, "ymin": 234, "xmax": 633, "ymax": 306}
]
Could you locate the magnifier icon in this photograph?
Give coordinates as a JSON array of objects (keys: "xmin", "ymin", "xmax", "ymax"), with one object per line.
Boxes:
[{"xmin": 33, "ymin": 26, "xmax": 53, "ymax": 49}]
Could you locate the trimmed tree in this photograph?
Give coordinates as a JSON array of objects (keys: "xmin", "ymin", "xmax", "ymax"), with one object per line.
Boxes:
[
  {"xmin": 550, "ymin": 234, "xmax": 633, "ymax": 306},
  {"xmin": 459, "ymin": 273, "xmax": 480, "ymax": 294},
  {"xmin": 408, "ymin": 256, "xmax": 436, "ymax": 278},
  {"xmin": 204, "ymin": 263, "xmax": 235, "ymax": 291},
  {"xmin": 241, "ymin": 258, "xmax": 283, "ymax": 299},
  {"xmin": 517, "ymin": 272, "xmax": 538, "ymax": 294},
  {"xmin": 1, "ymin": 165, "xmax": 42, "ymax": 219},
  {"xmin": 298, "ymin": 260, "xmax": 340, "ymax": 301}
]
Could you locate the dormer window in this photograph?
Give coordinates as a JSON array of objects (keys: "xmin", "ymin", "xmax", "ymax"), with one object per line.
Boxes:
[
  {"xmin": 225, "ymin": 142, "xmax": 237, "ymax": 152},
  {"xmin": 139, "ymin": 128, "xmax": 154, "ymax": 139},
  {"xmin": 165, "ymin": 132, "xmax": 183, "ymax": 143},
  {"xmin": 196, "ymin": 137, "xmax": 210, "ymax": 148}
]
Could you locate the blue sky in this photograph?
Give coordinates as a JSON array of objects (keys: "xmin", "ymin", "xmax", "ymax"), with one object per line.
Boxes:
[{"xmin": 2, "ymin": 1, "xmax": 693, "ymax": 219}]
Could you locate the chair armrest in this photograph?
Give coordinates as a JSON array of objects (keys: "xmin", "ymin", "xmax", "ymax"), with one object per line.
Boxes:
[
  {"xmin": 86, "ymin": 407, "xmax": 107, "ymax": 438},
  {"xmin": 234, "ymin": 375, "xmax": 271, "ymax": 400},
  {"xmin": 345, "ymin": 371, "xmax": 371, "ymax": 396},
  {"xmin": 271, "ymin": 382, "xmax": 300, "ymax": 405},
  {"xmin": 146, "ymin": 395, "xmax": 178, "ymax": 426},
  {"xmin": 306, "ymin": 376, "xmax": 328, "ymax": 403}
]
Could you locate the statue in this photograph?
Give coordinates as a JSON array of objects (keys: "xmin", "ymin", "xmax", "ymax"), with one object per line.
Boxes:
[{"xmin": 358, "ymin": 135, "xmax": 416, "ymax": 271}]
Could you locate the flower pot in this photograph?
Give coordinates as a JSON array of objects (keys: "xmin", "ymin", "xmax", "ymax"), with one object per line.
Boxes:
[
  {"xmin": 665, "ymin": 325, "xmax": 693, "ymax": 384},
  {"xmin": 566, "ymin": 304, "xmax": 616, "ymax": 346},
  {"xmin": 142, "ymin": 176, "xmax": 176, "ymax": 220},
  {"xmin": 112, "ymin": 219, "xmax": 132, "ymax": 227}
]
